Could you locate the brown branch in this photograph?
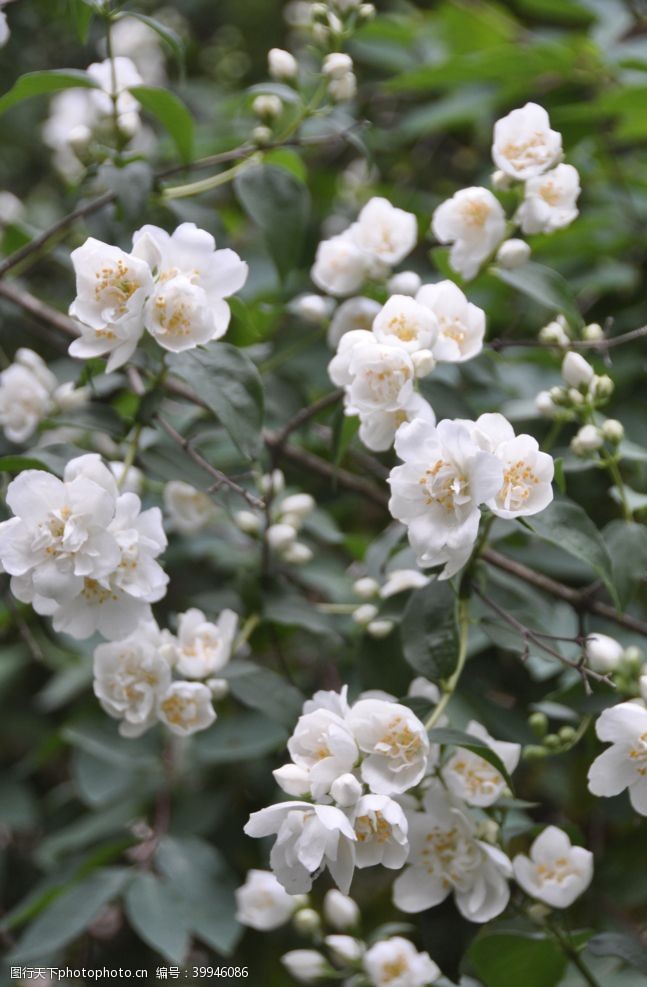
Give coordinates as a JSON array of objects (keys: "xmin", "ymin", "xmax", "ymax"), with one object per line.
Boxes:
[
  {"xmin": 271, "ymin": 389, "xmax": 343, "ymax": 447},
  {"xmin": 156, "ymin": 414, "xmax": 264, "ymax": 510},
  {"xmin": 488, "ymin": 325, "xmax": 647, "ymax": 353},
  {"xmin": 0, "ymin": 280, "xmax": 78, "ymax": 337}
]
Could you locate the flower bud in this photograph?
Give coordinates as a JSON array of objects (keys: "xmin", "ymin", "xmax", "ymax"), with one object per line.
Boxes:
[
  {"xmin": 539, "ymin": 320, "xmax": 570, "ymax": 347},
  {"xmin": 387, "ymin": 270, "xmax": 422, "ymax": 296},
  {"xmin": 529, "ymin": 711, "xmax": 548, "ymax": 738},
  {"xmin": 562, "ymin": 351, "xmax": 594, "ymax": 388},
  {"xmin": 252, "ymin": 94, "xmax": 283, "ymax": 119},
  {"xmin": 325, "ymin": 935, "xmax": 364, "ymax": 964},
  {"xmin": 252, "ymin": 125, "xmax": 273, "ymax": 146},
  {"xmin": 281, "ymin": 950, "xmax": 328, "ymax": 983},
  {"xmin": 267, "ymin": 523, "xmax": 297, "ymax": 551},
  {"xmin": 234, "ymin": 510, "xmax": 261, "ymax": 535},
  {"xmin": 582, "ymin": 322, "xmax": 604, "ymax": 341},
  {"xmin": 585, "ymin": 633, "xmax": 624, "ymax": 673},
  {"xmin": 411, "ymin": 348, "xmax": 436, "ymax": 378},
  {"xmin": 207, "ymin": 678, "xmax": 229, "ymax": 700},
  {"xmin": 527, "ymin": 903, "xmax": 551, "ymax": 924},
  {"xmin": 323, "ymin": 52, "xmax": 353, "ymax": 80},
  {"xmin": 283, "ymin": 541, "xmax": 314, "ymax": 565},
  {"xmin": 359, "ymin": 3, "xmax": 376, "ymax": 18},
  {"xmin": 328, "ymin": 72, "xmax": 357, "ymax": 102},
  {"xmin": 476, "ymin": 819, "xmax": 500, "ymax": 844},
  {"xmin": 367, "ymin": 619, "xmax": 394, "ymax": 638},
  {"xmin": 558, "ymin": 725, "xmax": 577, "ymax": 743},
  {"xmin": 567, "ymin": 387, "xmax": 584, "ymax": 406},
  {"xmin": 260, "ymin": 469, "xmax": 285, "ymax": 495},
  {"xmin": 600, "ymin": 419, "xmax": 624, "ymax": 443},
  {"xmin": 623, "ymin": 646, "xmax": 643, "ymax": 670},
  {"xmin": 535, "ymin": 390, "xmax": 557, "ymax": 418},
  {"xmin": 268, "ymin": 48, "xmax": 298, "ymax": 81},
  {"xmin": 592, "ymin": 373, "xmax": 614, "ymax": 398},
  {"xmin": 549, "ymin": 385, "xmax": 566, "ymax": 405},
  {"xmin": 353, "ymin": 576, "xmax": 380, "ymax": 599},
  {"xmin": 68, "ymin": 124, "xmax": 92, "ymax": 155},
  {"xmin": 496, "ymin": 238, "xmax": 531, "ymax": 269},
  {"xmin": 570, "ymin": 425, "xmax": 603, "ymax": 457},
  {"xmin": 523, "ymin": 744, "xmax": 548, "ymax": 760},
  {"xmin": 293, "ymin": 908, "xmax": 321, "ymax": 935},
  {"xmin": 323, "ymin": 889, "xmax": 360, "ymax": 929},
  {"xmin": 544, "ymin": 733, "xmax": 561, "ymax": 749},
  {"xmin": 292, "ymin": 293, "xmax": 332, "ymax": 324},
  {"xmin": 280, "ymin": 493, "xmax": 316, "ymax": 519},
  {"xmin": 492, "ymin": 169, "xmax": 512, "ymax": 190},
  {"xmin": 352, "ymin": 603, "xmax": 379, "ymax": 626},
  {"xmin": 273, "ymin": 763, "xmax": 310, "ymax": 796}
]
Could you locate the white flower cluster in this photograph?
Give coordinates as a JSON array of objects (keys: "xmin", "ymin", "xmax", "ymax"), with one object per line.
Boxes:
[
  {"xmin": 234, "ymin": 470, "xmax": 315, "ymax": 566},
  {"xmin": 312, "ymin": 197, "xmax": 418, "ymax": 298},
  {"xmin": 0, "ymin": 348, "xmax": 86, "ymax": 444},
  {"xmin": 68, "ymin": 222, "xmax": 248, "ymax": 371},
  {"xmin": 433, "ymin": 103, "xmax": 580, "ymax": 280},
  {"xmin": 328, "ymin": 277, "xmax": 487, "ymax": 452},
  {"xmin": 389, "ymin": 413, "xmax": 554, "ymax": 578},
  {"xmin": 94, "ymin": 604, "xmax": 238, "ymax": 738},
  {"xmin": 0, "ymin": 454, "xmax": 167, "ymax": 640}
]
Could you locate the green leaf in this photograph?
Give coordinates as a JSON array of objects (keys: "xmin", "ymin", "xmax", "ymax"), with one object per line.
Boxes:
[
  {"xmin": 400, "ymin": 581, "xmax": 459, "ymax": 681},
  {"xmin": 603, "ymin": 520, "xmax": 647, "ymax": 609},
  {"xmin": 124, "ymin": 873, "xmax": 190, "ymax": 964},
  {"xmin": 427, "ymin": 727, "xmax": 514, "ymax": 789},
  {"xmin": 469, "ymin": 931, "xmax": 567, "ymax": 987},
  {"xmin": 523, "ymin": 499, "xmax": 619, "ymax": 606},
  {"xmin": 224, "ymin": 659, "xmax": 304, "ymax": 728},
  {"xmin": 68, "ymin": 0, "xmax": 95, "ymax": 42},
  {"xmin": 193, "ymin": 710, "xmax": 287, "ymax": 765},
  {"xmin": 0, "ymin": 69, "xmax": 98, "ymax": 116},
  {"xmin": 262, "ymin": 593, "xmax": 341, "ymax": 639},
  {"xmin": 129, "ymin": 85, "xmax": 194, "ymax": 163},
  {"xmin": 234, "ymin": 164, "xmax": 310, "ymax": 281},
  {"xmin": 586, "ymin": 933, "xmax": 647, "ymax": 976},
  {"xmin": 9, "ymin": 868, "xmax": 130, "ymax": 964},
  {"xmin": 116, "ymin": 11, "xmax": 185, "ymax": 66},
  {"xmin": 491, "ymin": 262, "xmax": 583, "ymax": 329},
  {"xmin": 167, "ymin": 344, "xmax": 264, "ymax": 459},
  {"xmin": 0, "ymin": 455, "xmax": 50, "ymax": 473}
]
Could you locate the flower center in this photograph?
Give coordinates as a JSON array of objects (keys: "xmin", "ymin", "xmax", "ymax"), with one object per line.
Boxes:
[
  {"xmin": 376, "ymin": 716, "xmax": 423, "ymax": 763},
  {"xmin": 629, "ymin": 731, "xmax": 647, "ymax": 776},
  {"xmin": 501, "ymin": 131, "xmax": 551, "ymax": 171},
  {"xmin": 94, "ymin": 260, "xmax": 140, "ymax": 315},
  {"xmin": 438, "ymin": 315, "xmax": 467, "ymax": 347},
  {"xmin": 381, "ymin": 955, "xmax": 409, "ymax": 982},
  {"xmin": 535, "ymin": 857, "xmax": 579, "ymax": 885},
  {"xmin": 82, "ymin": 577, "xmax": 117, "ymax": 604},
  {"xmin": 498, "ymin": 459, "xmax": 539, "ymax": 511},
  {"xmin": 460, "ymin": 198, "xmax": 491, "ymax": 228},
  {"xmin": 449, "ymin": 755, "xmax": 503, "ymax": 797},
  {"xmin": 419, "ymin": 459, "xmax": 468, "ymax": 512},
  {"xmin": 355, "ymin": 810, "xmax": 392, "ymax": 844},
  {"xmin": 384, "ymin": 314, "xmax": 419, "ymax": 343},
  {"xmin": 539, "ymin": 180, "xmax": 562, "ymax": 206}
]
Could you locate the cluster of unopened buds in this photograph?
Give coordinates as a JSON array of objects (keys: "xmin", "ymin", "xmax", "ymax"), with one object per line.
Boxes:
[
  {"xmin": 234, "ymin": 469, "xmax": 315, "ymax": 565},
  {"xmin": 349, "ymin": 568, "xmax": 430, "ymax": 638},
  {"xmin": 536, "ymin": 351, "xmax": 615, "ymax": 433}
]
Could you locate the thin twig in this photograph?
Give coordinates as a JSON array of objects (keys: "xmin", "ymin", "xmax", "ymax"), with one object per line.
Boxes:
[
  {"xmin": 488, "ymin": 325, "xmax": 647, "ymax": 353},
  {"xmin": 156, "ymin": 414, "xmax": 264, "ymax": 510},
  {"xmin": 271, "ymin": 389, "xmax": 343, "ymax": 447},
  {"xmin": 0, "ymin": 281, "xmax": 78, "ymax": 337}
]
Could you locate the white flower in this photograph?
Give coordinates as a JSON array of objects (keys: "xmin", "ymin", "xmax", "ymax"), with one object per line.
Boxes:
[
  {"xmin": 363, "ymin": 937, "xmax": 440, "ymax": 987},
  {"xmin": 132, "ymin": 222, "xmax": 248, "ymax": 353},
  {"xmin": 358, "ymin": 393, "xmax": 435, "ymax": 454},
  {"xmin": 325, "ymin": 935, "xmax": 364, "ymax": 965},
  {"xmin": 346, "ymin": 341, "xmax": 415, "ymax": 414},
  {"xmin": 387, "ymin": 271, "xmax": 422, "ymax": 296},
  {"xmin": 388, "ymin": 418, "xmax": 503, "ymax": 578},
  {"xmin": 496, "ymin": 238, "xmax": 531, "ymax": 269},
  {"xmin": 588, "ymin": 701, "xmax": 647, "ymax": 815},
  {"xmin": 164, "ymin": 481, "xmax": 214, "ymax": 535},
  {"xmin": 585, "ymin": 633, "xmax": 624, "ymax": 673},
  {"xmin": 353, "ymin": 197, "xmax": 417, "ymax": 267},
  {"xmin": 86, "ymin": 56, "xmax": 143, "ymax": 125},
  {"xmin": 513, "ymin": 826, "xmax": 593, "ymax": 908},
  {"xmin": 312, "ymin": 232, "xmax": 371, "ymax": 297},
  {"xmin": 0, "ymin": 11, "xmax": 9, "ymax": 47},
  {"xmin": 372, "ymin": 295, "xmax": 438, "ymax": 354},
  {"xmin": 351, "ymin": 794, "xmax": 409, "ymax": 869},
  {"xmin": 347, "ymin": 698, "xmax": 430, "ymax": 795},
  {"xmin": 431, "ymin": 188, "xmax": 506, "ymax": 281},
  {"xmin": 244, "ymin": 801, "xmax": 357, "ymax": 893},
  {"xmin": 281, "ymin": 951, "xmax": 327, "ymax": 983},
  {"xmin": 518, "ymin": 164, "xmax": 580, "ymax": 234},
  {"xmin": 328, "ymin": 297, "xmax": 381, "ymax": 348},
  {"xmin": 492, "ymin": 103, "xmax": 562, "ymax": 180},
  {"xmin": 157, "ymin": 680, "xmax": 216, "ymax": 736},
  {"xmin": 416, "ymin": 281, "xmax": 486, "ymax": 363},
  {"xmin": 269, "ymin": 48, "xmax": 298, "ymax": 81},
  {"xmin": 0, "ymin": 349, "xmax": 58, "ymax": 443},
  {"xmin": 93, "ymin": 620, "xmax": 172, "ymax": 737},
  {"xmin": 68, "ymin": 239, "xmax": 152, "ymax": 372},
  {"xmin": 561, "ymin": 352, "xmax": 594, "ymax": 388},
  {"xmin": 381, "ymin": 569, "xmax": 429, "ymax": 598},
  {"xmin": 471, "ymin": 413, "xmax": 554, "ymax": 519},
  {"xmin": 393, "ymin": 787, "xmax": 512, "ymax": 921},
  {"xmin": 323, "ymin": 53, "xmax": 354, "ymax": 79},
  {"xmin": 286, "ymin": 708, "xmax": 359, "ymax": 800},
  {"xmin": 109, "ymin": 461, "xmax": 144, "ymax": 495},
  {"xmin": 441, "ymin": 720, "xmax": 520, "ymax": 807},
  {"xmin": 571, "ymin": 424, "xmax": 603, "ymax": 456},
  {"xmin": 172, "ymin": 607, "xmax": 238, "ymax": 679},
  {"xmin": 235, "ymin": 870, "xmax": 301, "ymax": 930},
  {"xmin": 323, "ymin": 889, "xmax": 360, "ymax": 930}
]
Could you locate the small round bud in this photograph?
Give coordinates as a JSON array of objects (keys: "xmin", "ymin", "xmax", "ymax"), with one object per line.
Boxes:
[
  {"xmin": 527, "ymin": 903, "xmax": 551, "ymax": 924},
  {"xmin": 252, "ymin": 125, "xmax": 273, "ymax": 146},
  {"xmin": 353, "ymin": 576, "xmax": 380, "ymax": 599},
  {"xmin": 529, "ymin": 711, "xmax": 549, "ymax": 738},
  {"xmin": 323, "ymin": 889, "xmax": 360, "ymax": 929},
  {"xmin": 293, "ymin": 908, "xmax": 321, "ymax": 936},
  {"xmin": 322, "ymin": 52, "xmax": 353, "ymax": 80},
  {"xmin": 280, "ymin": 493, "xmax": 316, "ymax": 519},
  {"xmin": 330, "ymin": 773, "xmax": 363, "ymax": 808},
  {"xmin": 585, "ymin": 633, "xmax": 624, "ymax": 673},
  {"xmin": 281, "ymin": 949, "xmax": 328, "ymax": 983},
  {"xmin": 570, "ymin": 424, "xmax": 603, "ymax": 457},
  {"xmin": 352, "ymin": 603, "xmax": 379, "ymax": 626},
  {"xmin": 592, "ymin": 373, "xmax": 614, "ymax": 398},
  {"xmin": 328, "ymin": 72, "xmax": 357, "ymax": 102},
  {"xmin": 260, "ymin": 469, "xmax": 285, "ymax": 495},
  {"xmin": 567, "ymin": 388, "xmax": 584, "ymax": 406},
  {"xmin": 544, "ymin": 733, "xmax": 561, "ymax": 749},
  {"xmin": 411, "ymin": 348, "xmax": 436, "ymax": 378},
  {"xmin": 582, "ymin": 322, "xmax": 604, "ymax": 341},
  {"xmin": 623, "ymin": 646, "xmax": 643, "ymax": 670},
  {"xmin": 234, "ymin": 510, "xmax": 261, "ymax": 535},
  {"xmin": 535, "ymin": 390, "xmax": 557, "ymax": 418},
  {"xmin": 600, "ymin": 419, "xmax": 624, "ymax": 443},
  {"xmin": 539, "ymin": 320, "xmax": 570, "ymax": 347},
  {"xmin": 492, "ymin": 169, "xmax": 512, "ymax": 190},
  {"xmin": 523, "ymin": 744, "xmax": 548, "ymax": 760},
  {"xmin": 266, "ymin": 522, "xmax": 298, "ymax": 551},
  {"xmin": 252, "ymin": 94, "xmax": 282, "ymax": 119},
  {"xmin": 496, "ymin": 238, "xmax": 531, "ymax": 270},
  {"xmin": 206, "ymin": 678, "xmax": 229, "ymax": 700},
  {"xmin": 367, "ymin": 619, "xmax": 394, "ymax": 639},
  {"xmin": 325, "ymin": 935, "xmax": 364, "ymax": 964},
  {"xmin": 282, "ymin": 541, "xmax": 313, "ymax": 565},
  {"xmin": 273, "ymin": 763, "xmax": 310, "ymax": 796},
  {"xmin": 562, "ymin": 351, "xmax": 594, "ymax": 388},
  {"xmin": 549, "ymin": 385, "xmax": 567, "ymax": 405},
  {"xmin": 359, "ymin": 3, "xmax": 376, "ymax": 18},
  {"xmin": 476, "ymin": 819, "xmax": 500, "ymax": 844},
  {"xmin": 558, "ymin": 725, "xmax": 577, "ymax": 743},
  {"xmin": 268, "ymin": 48, "xmax": 298, "ymax": 81},
  {"xmin": 387, "ymin": 270, "xmax": 422, "ymax": 296},
  {"xmin": 292, "ymin": 293, "xmax": 332, "ymax": 324}
]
